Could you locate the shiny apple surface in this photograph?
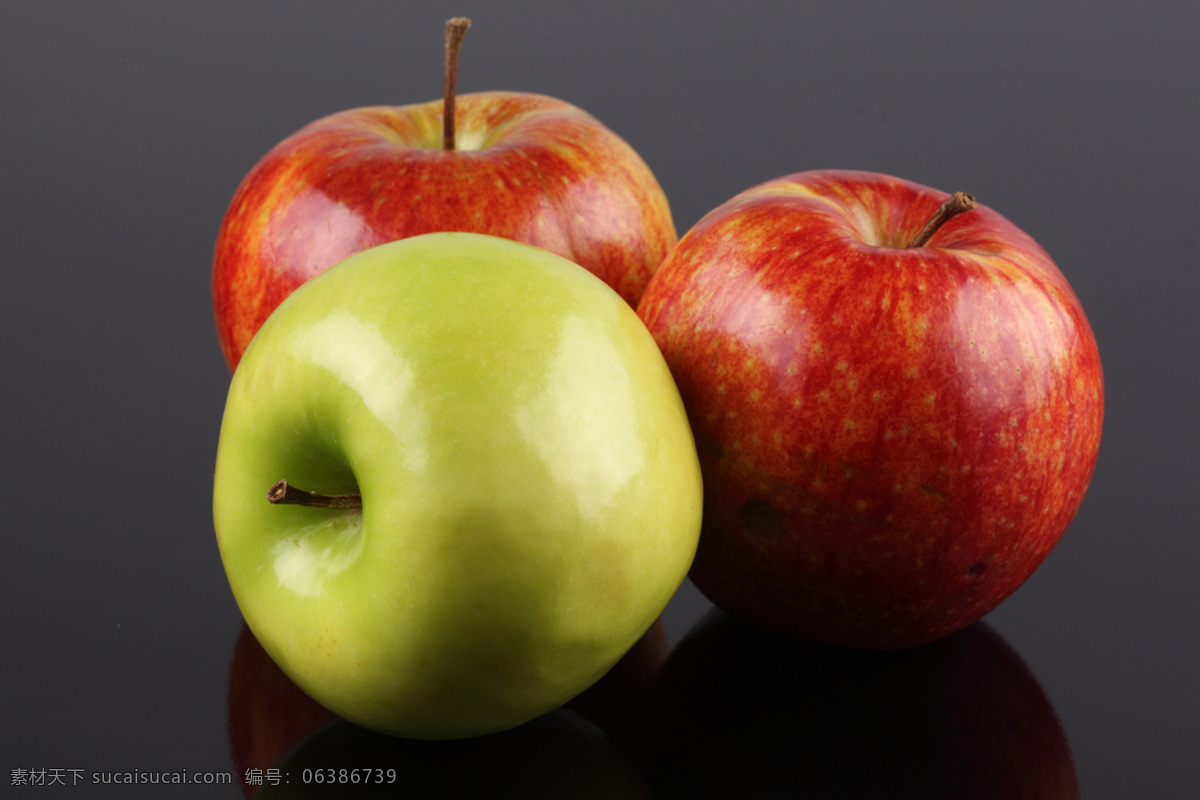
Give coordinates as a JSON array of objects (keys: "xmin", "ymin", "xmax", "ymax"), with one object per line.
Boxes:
[
  {"xmin": 213, "ymin": 92, "xmax": 677, "ymax": 371},
  {"xmin": 213, "ymin": 232, "xmax": 702, "ymax": 739},
  {"xmin": 638, "ymin": 170, "xmax": 1103, "ymax": 649}
]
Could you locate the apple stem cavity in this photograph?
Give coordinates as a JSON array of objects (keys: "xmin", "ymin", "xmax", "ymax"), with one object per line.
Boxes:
[
  {"xmin": 443, "ymin": 17, "xmax": 472, "ymax": 151},
  {"xmin": 268, "ymin": 480, "xmax": 362, "ymax": 511},
  {"xmin": 906, "ymin": 192, "xmax": 977, "ymax": 248}
]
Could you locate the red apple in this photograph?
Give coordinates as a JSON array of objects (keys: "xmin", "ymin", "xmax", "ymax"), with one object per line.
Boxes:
[
  {"xmin": 213, "ymin": 18, "xmax": 676, "ymax": 371},
  {"xmin": 637, "ymin": 169, "xmax": 1103, "ymax": 649}
]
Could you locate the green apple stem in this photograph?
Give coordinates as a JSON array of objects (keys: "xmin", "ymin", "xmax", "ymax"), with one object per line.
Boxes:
[
  {"xmin": 443, "ymin": 17, "xmax": 471, "ymax": 151},
  {"xmin": 906, "ymin": 192, "xmax": 977, "ymax": 247},
  {"xmin": 268, "ymin": 480, "xmax": 362, "ymax": 511}
]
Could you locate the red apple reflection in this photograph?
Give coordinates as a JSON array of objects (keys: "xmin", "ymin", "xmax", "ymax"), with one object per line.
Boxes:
[
  {"xmin": 634, "ymin": 609, "xmax": 1079, "ymax": 798},
  {"xmin": 226, "ymin": 624, "xmax": 335, "ymax": 798}
]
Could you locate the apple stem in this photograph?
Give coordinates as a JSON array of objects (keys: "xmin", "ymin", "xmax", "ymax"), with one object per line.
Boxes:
[
  {"xmin": 443, "ymin": 17, "xmax": 471, "ymax": 151},
  {"xmin": 267, "ymin": 480, "xmax": 362, "ymax": 511},
  {"xmin": 906, "ymin": 192, "xmax": 977, "ymax": 248}
]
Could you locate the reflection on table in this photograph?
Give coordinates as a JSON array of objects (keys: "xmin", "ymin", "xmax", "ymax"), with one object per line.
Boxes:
[{"xmin": 225, "ymin": 608, "xmax": 1077, "ymax": 798}]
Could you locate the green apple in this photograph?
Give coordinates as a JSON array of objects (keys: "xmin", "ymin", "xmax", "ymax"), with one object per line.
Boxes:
[{"xmin": 212, "ymin": 232, "xmax": 702, "ymax": 740}]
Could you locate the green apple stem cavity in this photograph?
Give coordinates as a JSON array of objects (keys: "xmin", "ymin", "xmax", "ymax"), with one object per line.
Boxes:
[
  {"xmin": 906, "ymin": 191, "xmax": 977, "ymax": 247},
  {"xmin": 268, "ymin": 480, "xmax": 362, "ymax": 511},
  {"xmin": 442, "ymin": 17, "xmax": 471, "ymax": 151}
]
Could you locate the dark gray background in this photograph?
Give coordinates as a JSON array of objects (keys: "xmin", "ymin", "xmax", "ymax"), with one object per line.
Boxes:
[{"xmin": 2, "ymin": 1, "xmax": 1195, "ymax": 796}]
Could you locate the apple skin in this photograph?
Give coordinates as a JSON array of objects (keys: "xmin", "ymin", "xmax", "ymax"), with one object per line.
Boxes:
[
  {"xmin": 213, "ymin": 232, "xmax": 702, "ymax": 739},
  {"xmin": 637, "ymin": 169, "xmax": 1103, "ymax": 649},
  {"xmin": 213, "ymin": 91, "xmax": 677, "ymax": 371}
]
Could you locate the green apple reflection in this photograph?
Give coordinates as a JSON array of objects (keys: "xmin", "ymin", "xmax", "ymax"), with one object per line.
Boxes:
[
  {"xmin": 634, "ymin": 610, "xmax": 1079, "ymax": 799},
  {"xmin": 248, "ymin": 710, "xmax": 651, "ymax": 799},
  {"xmin": 227, "ymin": 619, "xmax": 671, "ymax": 798}
]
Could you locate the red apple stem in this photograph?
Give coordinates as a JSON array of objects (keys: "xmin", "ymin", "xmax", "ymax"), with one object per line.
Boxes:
[
  {"xmin": 906, "ymin": 192, "xmax": 977, "ymax": 248},
  {"xmin": 443, "ymin": 17, "xmax": 471, "ymax": 151},
  {"xmin": 268, "ymin": 480, "xmax": 362, "ymax": 511}
]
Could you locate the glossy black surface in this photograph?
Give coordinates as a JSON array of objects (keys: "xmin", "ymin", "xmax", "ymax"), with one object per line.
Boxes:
[{"xmin": 2, "ymin": 3, "xmax": 1195, "ymax": 797}]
